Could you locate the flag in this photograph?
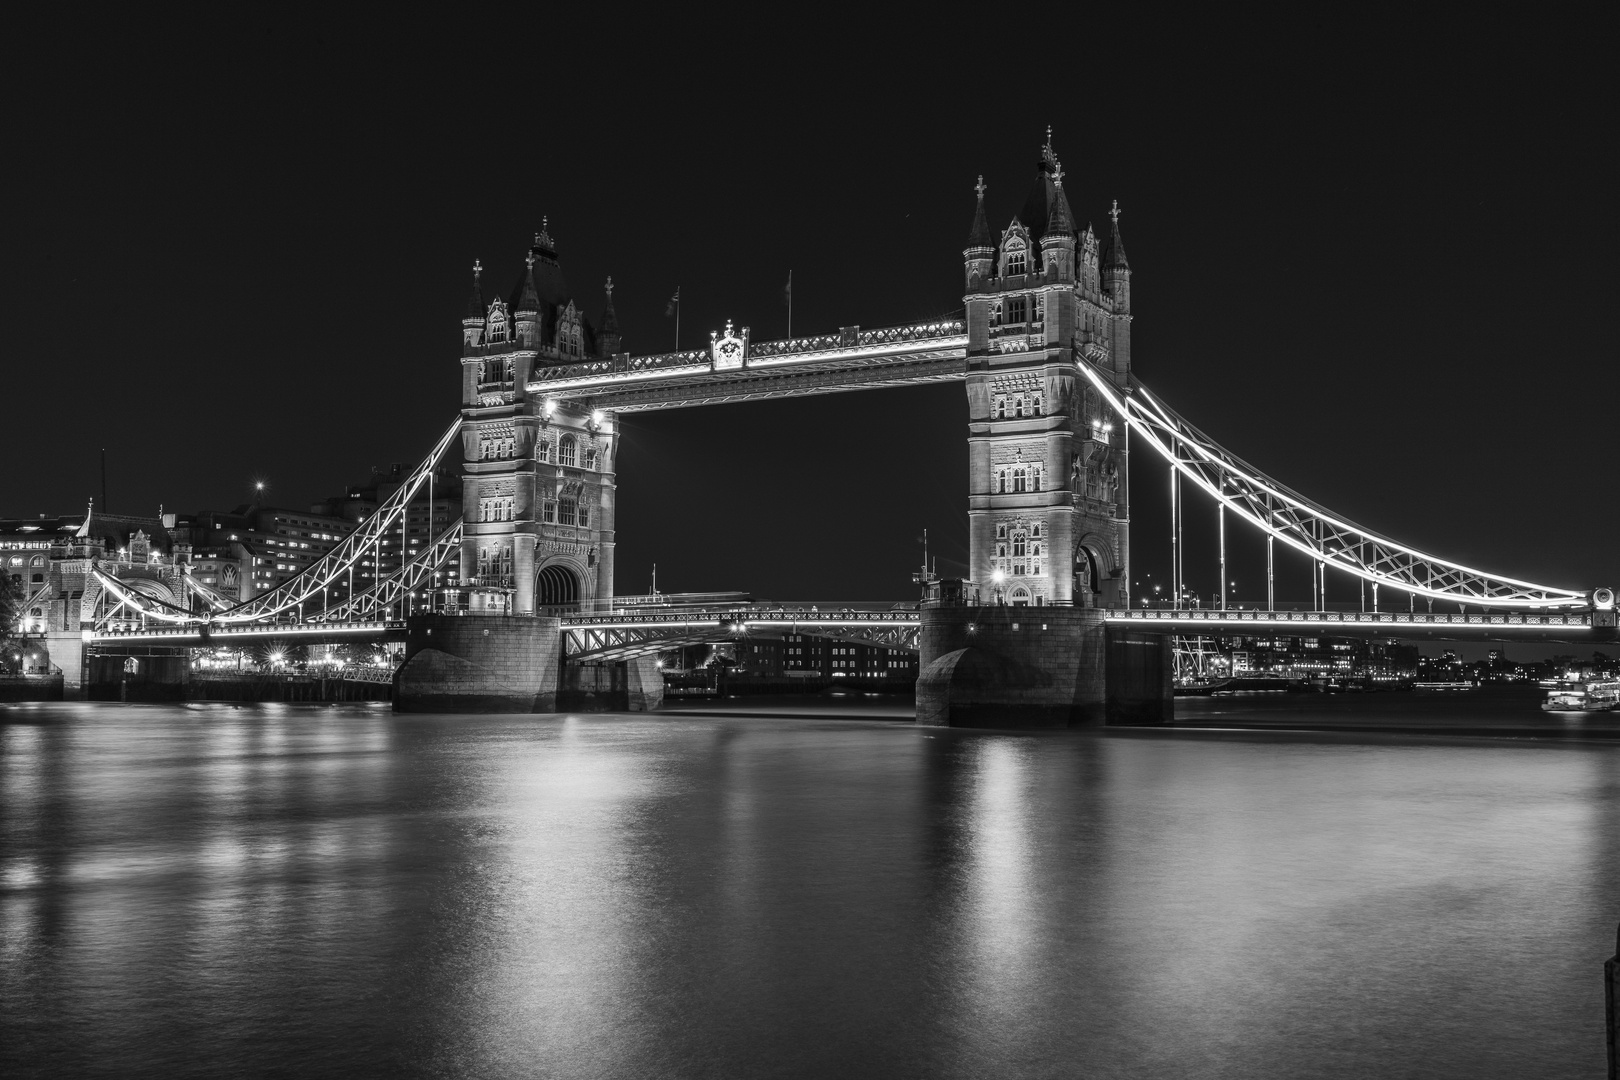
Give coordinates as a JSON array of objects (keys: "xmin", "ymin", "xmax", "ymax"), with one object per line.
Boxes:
[
  {"xmin": 783, "ymin": 270, "xmax": 792, "ymax": 306},
  {"xmin": 665, "ymin": 288, "xmax": 680, "ymax": 317}
]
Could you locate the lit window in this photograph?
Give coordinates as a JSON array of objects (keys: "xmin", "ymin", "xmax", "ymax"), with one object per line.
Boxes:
[{"xmin": 559, "ymin": 436, "xmax": 577, "ymax": 468}]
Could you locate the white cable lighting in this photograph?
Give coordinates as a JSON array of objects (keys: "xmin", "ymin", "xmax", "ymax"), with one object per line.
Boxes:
[{"xmin": 1075, "ymin": 362, "xmax": 1588, "ymax": 609}]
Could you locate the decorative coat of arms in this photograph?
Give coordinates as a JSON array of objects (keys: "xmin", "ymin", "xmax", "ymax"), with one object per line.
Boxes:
[{"xmin": 710, "ymin": 320, "xmax": 749, "ymax": 371}]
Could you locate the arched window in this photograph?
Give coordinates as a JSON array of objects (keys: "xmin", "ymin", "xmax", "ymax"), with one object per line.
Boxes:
[
  {"xmin": 29, "ymin": 555, "xmax": 44, "ymax": 567},
  {"xmin": 1012, "ymin": 467, "xmax": 1027, "ymax": 493},
  {"xmin": 1006, "ymin": 247, "xmax": 1027, "ymax": 276},
  {"xmin": 485, "ymin": 300, "xmax": 509, "ymax": 344},
  {"xmin": 582, "ymin": 448, "xmax": 596, "ymax": 471},
  {"xmin": 558, "ymin": 436, "xmax": 577, "ymax": 468}
]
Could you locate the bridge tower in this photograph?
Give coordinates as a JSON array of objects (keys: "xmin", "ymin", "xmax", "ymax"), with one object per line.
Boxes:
[
  {"xmin": 963, "ymin": 133, "xmax": 1131, "ymax": 608},
  {"xmin": 920, "ymin": 133, "xmax": 1167, "ymax": 727},
  {"xmin": 456, "ymin": 224, "xmax": 621, "ymax": 617}
]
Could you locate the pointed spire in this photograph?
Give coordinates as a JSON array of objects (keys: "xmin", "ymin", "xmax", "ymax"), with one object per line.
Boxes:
[
  {"xmin": 514, "ymin": 250, "xmax": 540, "ymax": 314},
  {"xmin": 464, "ymin": 260, "xmax": 484, "ymax": 320},
  {"xmin": 533, "ymin": 215, "xmax": 555, "ymax": 254},
  {"xmin": 967, "ymin": 175, "xmax": 992, "ymax": 249},
  {"xmin": 599, "ymin": 276, "xmax": 620, "ymax": 335},
  {"xmin": 1043, "ymin": 162, "xmax": 1075, "ymax": 238},
  {"xmin": 1104, "ymin": 200, "xmax": 1129, "ymax": 270}
]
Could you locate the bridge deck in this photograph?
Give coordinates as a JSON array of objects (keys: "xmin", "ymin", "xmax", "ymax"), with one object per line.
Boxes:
[{"xmin": 1106, "ymin": 608, "xmax": 1601, "ymax": 642}]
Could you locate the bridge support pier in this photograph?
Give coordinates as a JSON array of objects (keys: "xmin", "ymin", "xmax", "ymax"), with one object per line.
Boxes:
[
  {"xmin": 394, "ymin": 614, "xmax": 562, "ymax": 713},
  {"xmin": 917, "ymin": 606, "xmax": 1173, "ymax": 728},
  {"xmin": 85, "ymin": 647, "xmax": 190, "ymax": 702},
  {"xmin": 393, "ymin": 615, "xmax": 666, "ymax": 714},
  {"xmin": 559, "ymin": 656, "xmax": 665, "ymax": 713},
  {"xmin": 43, "ymin": 632, "xmax": 85, "ymax": 699}
]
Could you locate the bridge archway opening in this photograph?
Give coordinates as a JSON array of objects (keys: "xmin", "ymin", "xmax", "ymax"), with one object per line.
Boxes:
[
  {"xmin": 537, "ymin": 563, "xmax": 581, "ymax": 614},
  {"xmin": 1076, "ymin": 545, "xmax": 1104, "ymax": 607},
  {"xmin": 1009, "ymin": 585, "xmax": 1031, "ymax": 607}
]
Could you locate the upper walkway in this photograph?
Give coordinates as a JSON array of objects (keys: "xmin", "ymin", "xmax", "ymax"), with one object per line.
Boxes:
[{"xmin": 528, "ymin": 321, "xmax": 968, "ymax": 412}]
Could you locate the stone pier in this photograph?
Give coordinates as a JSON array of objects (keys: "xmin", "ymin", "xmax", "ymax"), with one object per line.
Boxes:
[
  {"xmin": 394, "ymin": 614, "xmax": 563, "ymax": 713},
  {"xmin": 393, "ymin": 614, "xmax": 664, "ymax": 714},
  {"xmin": 916, "ymin": 605, "xmax": 1172, "ymax": 728}
]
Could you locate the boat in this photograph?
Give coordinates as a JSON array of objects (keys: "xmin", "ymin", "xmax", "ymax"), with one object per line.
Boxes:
[
  {"xmin": 1414, "ymin": 680, "xmax": 1475, "ymax": 690},
  {"xmin": 1542, "ymin": 679, "xmax": 1620, "ymax": 712}
]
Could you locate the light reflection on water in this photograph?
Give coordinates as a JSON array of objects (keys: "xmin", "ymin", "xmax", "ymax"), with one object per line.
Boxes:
[{"xmin": 1, "ymin": 701, "xmax": 1612, "ymax": 1078}]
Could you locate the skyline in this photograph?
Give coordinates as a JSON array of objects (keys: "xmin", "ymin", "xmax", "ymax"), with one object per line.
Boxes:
[{"xmin": 5, "ymin": 19, "xmax": 1614, "ymax": 605}]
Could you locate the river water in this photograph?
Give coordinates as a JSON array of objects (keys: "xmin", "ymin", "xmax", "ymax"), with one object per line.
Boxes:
[{"xmin": 2, "ymin": 697, "xmax": 1613, "ymax": 1078}]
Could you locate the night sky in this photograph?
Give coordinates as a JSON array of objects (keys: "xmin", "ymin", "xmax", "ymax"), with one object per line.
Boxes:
[{"xmin": 6, "ymin": 16, "xmax": 1615, "ymax": 613}]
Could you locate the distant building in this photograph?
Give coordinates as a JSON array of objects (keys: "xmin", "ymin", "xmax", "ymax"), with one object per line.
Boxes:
[{"xmin": 781, "ymin": 633, "xmax": 918, "ymax": 680}]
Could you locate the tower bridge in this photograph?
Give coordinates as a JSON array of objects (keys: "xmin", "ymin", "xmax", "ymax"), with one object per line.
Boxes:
[{"xmin": 77, "ymin": 132, "xmax": 1614, "ymax": 721}]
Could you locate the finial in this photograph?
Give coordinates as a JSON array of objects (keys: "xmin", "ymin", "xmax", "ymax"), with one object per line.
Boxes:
[
  {"xmin": 605, "ymin": 276, "xmax": 614, "ymax": 297},
  {"xmin": 1110, "ymin": 199, "xmax": 1121, "ymax": 225},
  {"xmin": 534, "ymin": 215, "xmax": 553, "ymax": 248},
  {"xmin": 1046, "ymin": 124, "xmax": 1052, "ymax": 148},
  {"xmin": 1052, "ymin": 163, "xmax": 1064, "ymax": 187},
  {"xmin": 526, "ymin": 251, "xmax": 536, "ymax": 269},
  {"xmin": 974, "ymin": 174, "xmax": 986, "ymax": 199},
  {"xmin": 472, "ymin": 259, "xmax": 482, "ymax": 278}
]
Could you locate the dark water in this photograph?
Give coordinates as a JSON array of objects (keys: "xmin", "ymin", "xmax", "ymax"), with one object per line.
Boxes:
[{"xmin": 2, "ymin": 699, "xmax": 1614, "ymax": 1078}]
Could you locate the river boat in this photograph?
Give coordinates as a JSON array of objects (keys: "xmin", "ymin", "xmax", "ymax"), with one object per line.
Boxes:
[
  {"xmin": 1413, "ymin": 681, "xmax": 1475, "ymax": 690},
  {"xmin": 1542, "ymin": 679, "xmax": 1620, "ymax": 712}
]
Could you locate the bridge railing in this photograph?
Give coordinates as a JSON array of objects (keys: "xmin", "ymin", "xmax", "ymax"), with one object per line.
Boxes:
[{"xmin": 1109, "ymin": 609, "xmax": 1591, "ymax": 628}]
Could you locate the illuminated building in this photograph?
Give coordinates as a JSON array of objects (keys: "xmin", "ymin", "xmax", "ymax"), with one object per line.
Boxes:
[
  {"xmin": 965, "ymin": 131, "xmax": 1132, "ymax": 607},
  {"xmin": 456, "ymin": 222, "xmax": 622, "ymax": 614}
]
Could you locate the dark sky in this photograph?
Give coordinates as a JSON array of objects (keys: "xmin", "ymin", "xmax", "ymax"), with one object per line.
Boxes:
[{"xmin": 5, "ymin": 14, "xmax": 1615, "ymax": 608}]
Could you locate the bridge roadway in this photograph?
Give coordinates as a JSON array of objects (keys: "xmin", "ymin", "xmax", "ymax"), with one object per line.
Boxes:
[{"xmin": 86, "ymin": 604, "xmax": 1605, "ymax": 656}]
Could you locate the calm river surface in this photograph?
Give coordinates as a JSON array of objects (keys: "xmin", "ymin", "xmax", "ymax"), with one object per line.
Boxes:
[{"xmin": 2, "ymin": 697, "xmax": 1614, "ymax": 1078}]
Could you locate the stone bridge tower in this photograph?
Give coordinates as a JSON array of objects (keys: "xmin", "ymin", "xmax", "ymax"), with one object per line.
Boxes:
[
  {"xmin": 919, "ymin": 132, "xmax": 1167, "ymax": 729},
  {"xmin": 963, "ymin": 132, "xmax": 1132, "ymax": 609},
  {"xmin": 457, "ymin": 224, "xmax": 621, "ymax": 615}
]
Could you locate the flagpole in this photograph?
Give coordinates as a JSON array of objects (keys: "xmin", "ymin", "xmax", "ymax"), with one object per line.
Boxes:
[
  {"xmin": 787, "ymin": 269, "xmax": 792, "ymax": 338},
  {"xmin": 676, "ymin": 290, "xmax": 680, "ymax": 352}
]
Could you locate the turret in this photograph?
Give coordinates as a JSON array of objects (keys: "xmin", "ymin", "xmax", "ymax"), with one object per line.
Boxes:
[
  {"xmin": 462, "ymin": 261, "xmax": 484, "ymax": 350},
  {"xmin": 597, "ymin": 277, "xmax": 622, "ymax": 357},
  {"xmin": 513, "ymin": 252, "xmax": 541, "ymax": 348},
  {"xmin": 1103, "ymin": 200, "xmax": 1130, "ymax": 314},
  {"xmin": 963, "ymin": 175, "xmax": 994, "ymax": 290},
  {"xmin": 1039, "ymin": 163, "xmax": 1076, "ymax": 282},
  {"xmin": 1103, "ymin": 200, "xmax": 1132, "ymax": 377}
]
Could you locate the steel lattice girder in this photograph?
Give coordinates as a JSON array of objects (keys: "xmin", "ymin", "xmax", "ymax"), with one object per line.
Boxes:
[
  {"xmin": 317, "ymin": 520, "xmax": 463, "ymax": 622},
  {"xmin": 92, "ymin": 419, "xmax": 464, "ymax": 630},
  {"xmin": 1074, "ymin": 363, "xmax": 1589, "ymax": 610}
]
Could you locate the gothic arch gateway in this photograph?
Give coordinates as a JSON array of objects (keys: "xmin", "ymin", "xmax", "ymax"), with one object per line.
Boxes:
[{"xmin": 536, "ymin": 562, "xmax": 580, "ymax": 612}]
